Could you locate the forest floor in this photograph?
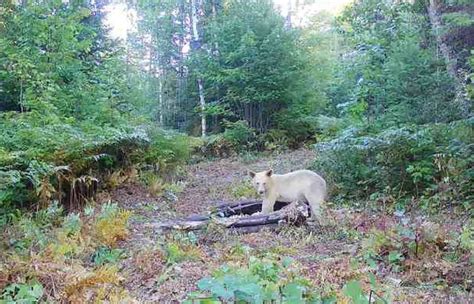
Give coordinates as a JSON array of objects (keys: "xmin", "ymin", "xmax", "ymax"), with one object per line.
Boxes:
[{"xmin": 108, "ymin": 149, "xmax": 472, "ymax": 303}]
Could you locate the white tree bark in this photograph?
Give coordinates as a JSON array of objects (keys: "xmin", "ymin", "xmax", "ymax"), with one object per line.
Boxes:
[
  {"xmin": 191, "ymin": 0, "xmax": 207, "ymax": 136},
  {"xmin": 158, "ymin": 74, "xmax": 164, "ymax": 125},
  {"xmin": 211, "ymin": 0, "xmax": 219, "ymax": 55},
  {"xmin": 197, "ymin": 78, "xmax": 206, "ymax": 136},
  {"xmin": 285, "ymin": 0, "xmax": 293, "ymax": 28}
]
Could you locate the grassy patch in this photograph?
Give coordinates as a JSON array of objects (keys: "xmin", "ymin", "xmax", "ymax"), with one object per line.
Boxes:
[{"xmin": 230, "ymin": 180, "xmax": 258, "ymax": 200}]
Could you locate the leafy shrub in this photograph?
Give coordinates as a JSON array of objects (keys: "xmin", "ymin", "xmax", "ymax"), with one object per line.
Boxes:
[
  {"xmin": 1, "ymin": 206, "xmax": 62, "ymax": 253},
  {"xmin": 315, "ymin": 115, "xmax": 348, "ymax": 141},
  {"xmin": 261, "ymin": 129, "xmax": 290, "ymax": 152},
  {"xmin": 1, "ymin": 199, "xmax": 135, "ymax": 302},
  {"xmin": 222, "ymin": 120, "xmax": 257, "ymax": 148},
  {"xmin": 230, "ymin": 181, "xmax": 258, "ymax": 200},
  {"xmin": 276, "ymin": 112, "xmax": 319, "ymax": 148},
  {"xmin": 459, "ymin": 220, "xmax": 474, "ymax": 254},
  {"xmin": 165, "ymin": 241, "xmax": 202, "ymax": 264},
  {"xmin": 342, "ymin": 280, "xmax": 366, "ymax": 304},
  {"xmin": 137, "ymin": 128, "xmax": 191, "ymax": 175},
  {"xmin": 139, "ymin": 171, "xmax": 164, "ymax": 196},
  {"xmin": 186, "ymin": 255, "xmax": 318, "ymax": 303},
  {"xmin": 94, "ymin": 202, "xmax": 132, "ymax": 247},
  {"xmin": 92, "ymin": 246, "xmax": 125, "ymax": 266},
  {"xmin": 203, "ymin": 134, "xmax": 235, "ymax": 158},
  {"xmin": 313, "ymin": 120, "xmax": 473, "ymax": 203},
  {"xmin": 203, "ymin": 121, "xmax": 262, "ymax": 157},
  {"xmin": 62, "ymin": 213, "xmax": 82, "ymax": 236},
  {"xmin": 0, "ymin": 112, "xmax": 191, "ymax": 217},
  {"xmin": 0, "ymin": 282, "xmax": 44, "ymax": 303}
]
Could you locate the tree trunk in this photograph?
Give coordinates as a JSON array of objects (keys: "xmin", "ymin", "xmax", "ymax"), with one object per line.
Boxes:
[
  {"xmin": 191, "ymin": 0, "xmax": 207, "ymax": 137},
  {"xmin": 158, "ymin": 71, "xmax": 164, "ymax": 125},
  {"xmin": 427, "ymin": 0, "xmax": 470, "ymax": 116},
  {"xmin": 211, "ymin": 0, "xmax": 219, "ymax": 56},
  {"xmin": 285, "ymin": 0, "xmax": 293, "ymax": 28},
  {"xmin": 177, "ymin": 0, "xmax": 186, "ymax": 130},
  {"xmin": 198, "ymin": 78, "xmax": 207, "ymax": 136}
]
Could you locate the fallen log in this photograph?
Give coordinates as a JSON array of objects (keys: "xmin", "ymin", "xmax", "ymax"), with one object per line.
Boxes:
[
  {"xmin": 215, "ymin": 201, "xmax": 308, "ymax": 228},
  {"xmin": 213, "ymin": 200, "xmax": 293, "ymax": 217},
  {"xmin": 156, "ymin": 200, "xmax": 310, "ymax": 232}
]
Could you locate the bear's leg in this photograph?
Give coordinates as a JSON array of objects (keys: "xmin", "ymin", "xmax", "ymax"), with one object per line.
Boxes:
[
  {"xmin": 261, "ymin": 198, "xmax": 276, "ymax": 214},
  {"xmin": 305, "ymin": 191, "xmax": 324, "ymax": 222}
]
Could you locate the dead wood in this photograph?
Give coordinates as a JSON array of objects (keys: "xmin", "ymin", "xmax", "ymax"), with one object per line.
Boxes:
[{"xmin": 157, "ymin": 200, "xmax": 309, "ymax": 232}]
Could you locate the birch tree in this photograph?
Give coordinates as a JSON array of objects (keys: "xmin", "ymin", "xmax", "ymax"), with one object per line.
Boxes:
[{"xmin": 191, "ymin": 0, "xmax": 207, "ymax": 137}]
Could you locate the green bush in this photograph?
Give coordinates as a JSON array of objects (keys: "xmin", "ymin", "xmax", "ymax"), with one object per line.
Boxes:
[
  {"xmin": 315, "ymin": 115, "xmax": 348, "ymax": 141},
  {"xmin": 135, "ymin": 128, "xmax": 191, "ymax": 174},
  {"xmin": 313, "ymin": 119, "xmax": 474, "ymax": 203},
  {"xmin": 203, "ymin": 120, "xmax": 260, "ymax": 157},
  {"xmin": 261, "ymin": 129, "xmax": 290, "ymax": 151},
  {"xmin": 276, "ymin": 111, "xmax": 319, "ymax": 148},
  {"xmin": 186, "ymin": 255, "xmax": 318, "ymax": 303},
  {"xmin": 222, "ymin": 120, "xmax": 258, "ymax": 150},
  {"xmin": 0, "ymin": 117, "xmax": 191, "ymax": 222},
  {"xmin": 92, "ymin": 246, "xmax": 125, "ymax": 266},
  {"xmin": 1, "ymin": 282, "xmax": 44, "ymax": 303}
]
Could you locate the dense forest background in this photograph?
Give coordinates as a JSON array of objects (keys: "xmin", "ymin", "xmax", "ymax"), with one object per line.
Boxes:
[
  {"xmin": 2, "ymin": 0, "xmax": 472, "ymax": 208},
  {"xmin": 0, "ymin": 0, "xmax": 473, "ymax": 302}
]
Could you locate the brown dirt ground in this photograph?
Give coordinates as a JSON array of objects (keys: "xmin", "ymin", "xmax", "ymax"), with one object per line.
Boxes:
[{"xmin": 110, "ymin": 149, "xmax": 472, "ymax": 303}]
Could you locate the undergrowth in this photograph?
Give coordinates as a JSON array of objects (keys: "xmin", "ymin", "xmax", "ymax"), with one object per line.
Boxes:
[
  {"xmin": 0, "ymin": 202, "xmax": 134, "ymax": 302},
  {"xmin": 184, "ymin": 252, "xmax": 389, "ymax": 304}
]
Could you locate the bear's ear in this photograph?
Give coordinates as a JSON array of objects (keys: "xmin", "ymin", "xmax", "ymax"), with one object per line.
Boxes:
[
  {"xmin": 266, "ymin": 169, "xmax": 273, "ymax": 177},
  {"xmin": 248, "ymin": 170, "xmax": 256, "ymax": 178}
]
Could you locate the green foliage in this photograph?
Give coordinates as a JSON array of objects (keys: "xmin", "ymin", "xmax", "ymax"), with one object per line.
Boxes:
[
  {"xmin": 0, "ymin": 3, "xmax": 137, "ymax": 122},
  {"xmin": 333, "ymin": 1, "xmax": 461, "ymax": 127},
  {"xmin": 222, "ymin": 121, "xmax": 256, "ymax": 149},
  {"xmin": 0, "ymin": 2, "xmax": 192, "ymax": 215},
  {"xmin": 164, "ymin": 241, "xmax": 201, "ymax": 265},
  {"xmin": 138, "ymin": 128, "xmax": 192, "ymax": 173},
  {"xmin": 230, "ymin": 181, "xmax": 258, "ymax": 200},
  {"xmin": 188, "ymin": 255, "xmax": 315, "ymax": 303},
  {"xmin": 382, "ymin": 37, "xmax": 458, "ymax": 125},
  {"xmin": 313, "ymin": 120, "xmax": 473, "ymax": 202},
  {"xmin": 459, "ymin": 220, "xmax": 474, "ymax": 253},
  {"xmin": 7, "ymin": 202, "xmax": 68, "ymax": 253},
  {"xmin": 194, "ymin": 0, "xmax": 322, "ymax": 136},
  {"xmin": 62, "ymin": 213, "xmax": 82, "ymax": 236},
  {"xmin": 0, "ymin": 282, "xmax": 44, "ymax": 303},
  {"xmin": 343, "ymin": 280, "xmax": 366, "ymax": 304},
  {"xmin": 92, "ymin": 246, "xmax": 125, "ymax": 266},
  {"xmin": 204, "ymin": 121, "xmax": 259, "ymax": 156},
  {"xmin": 315, "ymin": 115, "xmax": 348, "ymax": 141},
  {"xmin": 260, "ymin": 129, "xmax": 290, "ymax": 151},
  {"xmin": 442, "ymin": 12, "xmax": 474, "ymax": 27}
]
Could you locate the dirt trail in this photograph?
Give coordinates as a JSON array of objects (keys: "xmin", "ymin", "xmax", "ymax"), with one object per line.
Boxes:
[
  {"xmin": 113, "ymin": 149, "xmax": 331, "ymax": 302},
  {"xmin": 110, "ymin": 149, "xmax": 472, "ymax": 303}
]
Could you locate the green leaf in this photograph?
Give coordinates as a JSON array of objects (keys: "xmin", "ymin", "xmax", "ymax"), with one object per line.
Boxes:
[
  {"xmin": 343, "ymin": 280, "xmax": 366, "ymax": 304},
  {"xmin": 282, "ymin": 256, "xmax": 294, "ymax": 268},
  {"xmin": 282, "ymin": 282, "xmax": 306, "ymax": 302}
]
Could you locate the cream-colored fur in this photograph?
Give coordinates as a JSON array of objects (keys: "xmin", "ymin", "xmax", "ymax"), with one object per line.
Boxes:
[{"xmin": 249, "ymin": 169, "xmax": 327, "ymax": 221}]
